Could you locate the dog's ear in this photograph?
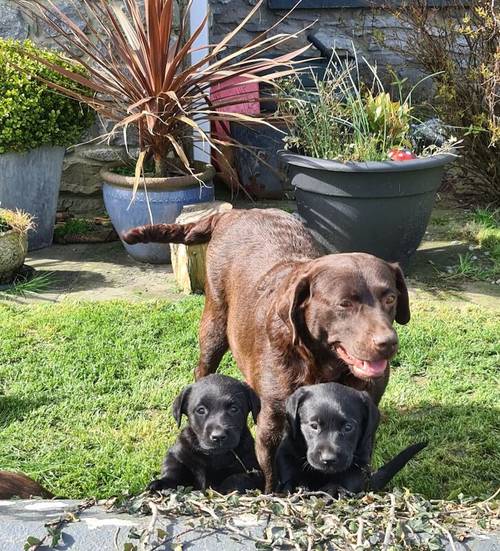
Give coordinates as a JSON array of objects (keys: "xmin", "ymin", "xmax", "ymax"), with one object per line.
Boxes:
[
  {"xmin": 355, "ymin": 392, "xmax": 380, "ymax": 466},
  {"xmin": 285, "ymin": 387, "xmax": 309, "ymax": 440},
  {"xmin": 241, "ymin": 382, "xmax": 261, "ymax": 424},
  {"xmin": 172, "ymin": 385, "xmax": 192, "ymax": 428},
  {"xmin": 277, "ymin": 269, "xmax": 312, "ymax": 346},
  {"xmin": 390, "ymin": 263, "xmax": 410, "ymax": 325}
]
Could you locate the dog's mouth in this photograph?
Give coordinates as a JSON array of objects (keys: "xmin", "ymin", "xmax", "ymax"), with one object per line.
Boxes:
[{"xmin": 334, "ymin": 345, "xmax": 388, "ymax": 379}]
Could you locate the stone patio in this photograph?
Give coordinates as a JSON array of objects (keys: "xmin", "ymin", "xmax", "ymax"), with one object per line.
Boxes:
[
  {"xmin": 2, "ymin": 204, "xmax": 498, "ymax": 310},
  {"xmin": 0, "ymin": 499, "xmax": 498, "ymax": 551}
]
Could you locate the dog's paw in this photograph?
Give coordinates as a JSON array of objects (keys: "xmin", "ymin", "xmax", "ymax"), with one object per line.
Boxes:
[{"xmin": 147, "ymin": 479, "xmax": 165, "ymax": 493}]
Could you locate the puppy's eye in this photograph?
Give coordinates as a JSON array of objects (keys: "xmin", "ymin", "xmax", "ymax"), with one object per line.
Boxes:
[
  {"xmin": 385, "ymin": 294, "xmax": 396, "ymax": 306},
  {"xmin": 344, "ymin": 423, "xmax": 353, "ymax": 432},
  {"xmin": 339, "ymin": 300, "xmax": 353, "ymax": 309},
  {"xmin": 195, "ymin": 406, "xmax": 207, "ymax": 415},
  {"xmin": 229, "ymin": 404, "xmax": 239, "ymax": 413},
  {"xmin": 310, "ymin": 422, "xmax": 319, "ymax": 431}
]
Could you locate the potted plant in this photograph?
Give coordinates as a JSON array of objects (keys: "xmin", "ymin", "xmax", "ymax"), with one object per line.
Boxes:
[
  {"xmin": 0, "ymin": 208, "xmax": 33, "ymax": 284},
  {"xmin": 19, "ymin": 0, "xmax": 308, "ymax": 264},
  {"xmin": 278, "ymin": 55, "xmax": 457, "ymax": 269},
  {"xmin": 0, "ymin": 39, "xmax": 93, "ymax": 250}
]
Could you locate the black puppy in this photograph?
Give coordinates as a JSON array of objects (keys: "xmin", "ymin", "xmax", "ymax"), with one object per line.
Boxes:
[
  {"xmin": 276, "ymin": 383, "xmax": 426, "ymax": 495},
  {"xmin": 149, "ymin": 374, "xmax": 264, "ymax": 493}
]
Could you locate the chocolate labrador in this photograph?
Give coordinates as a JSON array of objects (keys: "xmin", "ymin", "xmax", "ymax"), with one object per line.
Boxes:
[
  {"xmin": 276, "ymin": 383, "xmax": 426, "ymax": 495},
  {"xmin": 0, "ymin": 471, "xmax": 53, "ymax": 499},
  {"xmin": 149, "ymin": 374, "xmax": 263, "ymax": 493},
  {"xmin": 123, "ymin": 209, "xmax": 410, "ymax": 491}
]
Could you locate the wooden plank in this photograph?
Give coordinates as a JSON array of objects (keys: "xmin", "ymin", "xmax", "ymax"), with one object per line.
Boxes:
[{"xmin": 170, "ymin": 201, "xmax": 233, "ymax": 294}]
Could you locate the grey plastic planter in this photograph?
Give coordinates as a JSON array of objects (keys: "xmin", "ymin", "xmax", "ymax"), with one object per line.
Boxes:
[
  {"xmin": 280, "ymin": 151, "xmax": 456, "ymax": 269},
  {"xmin": 0, "ymin": 146, "xmax": 66, "ymax": 250}
]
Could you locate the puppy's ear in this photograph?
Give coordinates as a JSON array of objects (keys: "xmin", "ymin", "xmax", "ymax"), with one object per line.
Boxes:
[
  {"xmin": 390, "ymin": 263, "xmax": 410, "ymax": 325},
  {"xmin": 277, "ymin": 269, "xmax": 312, "ymax": 346},
  {"xmin": 172, "ymin": 385, "xmax": 192, "ymax": 428},
  {"xmin": 355, "ymin": 392, "xmax": 380, "ymax": 466},
  {"xmin": 285, "ymin": 387, "xmax": 309, "ymax": 440},
  {"xmin": 242, "ymin": 382, "xmax": 261, "ymax": 424}
]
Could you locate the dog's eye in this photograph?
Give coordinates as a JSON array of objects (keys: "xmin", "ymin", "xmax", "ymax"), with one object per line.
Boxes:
[
  {"xmin": 229, "ymin": 404, "xmax": 239, "ymax": 413},
  {"xmin": 310, "ymin": 422, "xmax": 319, "ymax": 431},
  {"xmin": 195, "ymin": 406, "xmax": 207, "ymax": 415},
  {"xmin": 385, "ymin": 294, "xmax": 396, "ymax": 306},
  {"xmin": 344, "ymin": 423, "xmax": 353, "ymax": 432},
  {"xmin": 339, "ymin": 300, "xmax": 352, "ymax": 309}
]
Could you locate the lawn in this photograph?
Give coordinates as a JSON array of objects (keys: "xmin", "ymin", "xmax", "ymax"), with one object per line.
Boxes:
[{"xmin": 0, "ymin": 298, "xmax": 498, "ymax": 500}]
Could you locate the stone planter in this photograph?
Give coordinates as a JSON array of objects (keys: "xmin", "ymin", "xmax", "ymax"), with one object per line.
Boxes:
[
  {"xmin": 101, "ymin": 162, "xmax": 215, "ymax": 264},
  {"xmin": 0, "ymin": 146, "xmax": 66, "ymax": 251},
  {"xmin": 280, "ymin": 151, "xmax": 456, "ymax": 270},
  {"xmin": 0, "ymin": 229, "xmax": 28, "ymax": 284}
]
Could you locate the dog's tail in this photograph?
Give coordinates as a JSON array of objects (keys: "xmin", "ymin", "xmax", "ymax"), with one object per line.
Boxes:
[
  {"xmin": 122, "ymin": 213, "xmax": 224, "ymax": 246},
  {"xmin": 369, "ymin": 441, "xmax": 427, "ymax": 492}
]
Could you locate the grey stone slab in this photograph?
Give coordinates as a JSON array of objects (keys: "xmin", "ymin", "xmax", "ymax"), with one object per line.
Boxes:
[{"xmin": 0, "ymin": 500, "xmax": 498, "ymax": 551}]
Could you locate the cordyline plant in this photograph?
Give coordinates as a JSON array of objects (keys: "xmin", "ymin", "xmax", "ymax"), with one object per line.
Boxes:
[{"xmin": 16, "ymin": 0, "xmax": 309, "ymax": 183}]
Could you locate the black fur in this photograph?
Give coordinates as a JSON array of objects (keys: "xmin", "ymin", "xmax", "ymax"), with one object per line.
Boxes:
[
  {"xmin": 275, "ymin": 382, "xmax": 426, "ymax": 495},
  {"xmin": 149, "ymin": 374, "xmax": 264, "ymax": 493}
]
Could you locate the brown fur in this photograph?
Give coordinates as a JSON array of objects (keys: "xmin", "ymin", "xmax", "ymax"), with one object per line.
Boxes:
[
  {"xmin": 123, "ymin": 209, "xmax": 410, "ymax": 491},
  {"xmin": 0, "ymin": 471, "xmax": 53, "ymax": 499}
]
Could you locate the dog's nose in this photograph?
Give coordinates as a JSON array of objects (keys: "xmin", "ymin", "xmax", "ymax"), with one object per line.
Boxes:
[
  {"xmin": 210, "ymin": 429, "xmax": 227, "ymax": 443},
  {"xmin": 372, "ymin": 332, "xmax": 398, "ymax": 353},
  {"xmin": 320, "ymin": 452, "xmax": 337, "ymax": 466}
]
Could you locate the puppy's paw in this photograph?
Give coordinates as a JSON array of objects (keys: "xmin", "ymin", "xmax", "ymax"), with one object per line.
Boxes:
[{"xmin": 147, "ymin": 478, "xmax": 166, "ymax": 493}]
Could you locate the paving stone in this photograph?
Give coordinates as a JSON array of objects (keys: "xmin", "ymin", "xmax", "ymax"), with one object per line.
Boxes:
[{"xmin": 0, "ymin": 500, "xmax": 498, "ymax": 551}]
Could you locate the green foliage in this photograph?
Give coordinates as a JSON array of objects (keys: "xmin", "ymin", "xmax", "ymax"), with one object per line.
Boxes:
[
  {"xmin": 278, "ymin": 56, "xmax": 434, "ymax": 162},
  {"xmin": 53, "ymin": 219, "xmax": 93, "ymax": 240},
  {"xmin": 0, "ymin": 39, "xmax": 94, "ymax": 154},
  {"xmin": 389, "ymin": 1, "xmax": 499, "ymax": 203}
]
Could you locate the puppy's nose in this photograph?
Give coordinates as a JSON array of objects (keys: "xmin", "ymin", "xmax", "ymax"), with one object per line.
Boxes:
[
  {"xmin": 210, "ymin": 429, "xmax": 227, "ymax": 443},
  {"xmin": 320, "ymin": 452, "xmax": 337, "ymax": 466},
  {"xmin": 372, "ymin": 332, "xmax": 398, "ymax": 353}
]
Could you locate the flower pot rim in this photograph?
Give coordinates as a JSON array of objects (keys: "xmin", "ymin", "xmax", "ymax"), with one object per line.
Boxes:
[
  {"xmin": 279, "ymin": 150, "xmax": 457, "ymax": 173},
  {"xmin": 100, "ymin": 160, "xmax": 216, "ymax": 191}
]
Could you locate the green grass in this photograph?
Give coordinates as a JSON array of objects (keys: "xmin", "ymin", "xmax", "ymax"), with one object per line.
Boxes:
[
  {"xmin": 0, "ymin": 298, "xmax": 498, "ymax": 500},
  {"xmin": 426, "ymin": 207, "xmax": 500, "ymax": 283}
]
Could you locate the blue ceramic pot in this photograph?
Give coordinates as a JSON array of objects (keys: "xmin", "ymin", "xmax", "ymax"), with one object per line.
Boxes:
[{"xmin": 102, "ymin": 162, "xmax": 215, "ymax": 264}]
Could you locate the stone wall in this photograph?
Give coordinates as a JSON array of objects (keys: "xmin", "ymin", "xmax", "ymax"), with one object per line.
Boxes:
[
  {"xmin": 0, "ymin": 0, "xmax": 419, "ymax": 216},
  {"xmin": 210, "ymin": 2, "xmax": 417, "ymax": 79}
]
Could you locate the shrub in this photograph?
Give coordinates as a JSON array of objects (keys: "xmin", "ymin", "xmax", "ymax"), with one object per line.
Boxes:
[
  {"xmin": 386, "ymin": 1, "xmax": 499, "ymax": 203},
  {"xmin": 0, "ymin": 39, "xmax": 94, "ymax": 154}
]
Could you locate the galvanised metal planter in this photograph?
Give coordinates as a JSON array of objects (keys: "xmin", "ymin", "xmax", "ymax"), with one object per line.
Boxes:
[
  {"xmin": 101, "ymin": 162, "xmax": 215, "ymax": 264},
  {"xmin": 280, "ymin": 151, "xmax": 456, "ymax": 269},
  {"xmin": 0, "ymin": 146, "xmax": 66, "ymax": 250}
]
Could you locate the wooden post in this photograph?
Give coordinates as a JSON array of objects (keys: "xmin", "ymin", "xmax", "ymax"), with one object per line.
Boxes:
[{"xmin": 170, "ymin": 201, "xmax": 233, "ymax": 294}]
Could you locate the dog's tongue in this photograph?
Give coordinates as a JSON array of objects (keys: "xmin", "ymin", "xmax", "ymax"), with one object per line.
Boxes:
[{"xmin": 360, "ymin": 359, "xmax": 388, "ymax": 376}]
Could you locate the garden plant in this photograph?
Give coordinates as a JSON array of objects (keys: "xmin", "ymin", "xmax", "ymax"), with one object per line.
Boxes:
[
  {"xmin": 277, "ymin": 53, "xmax": 457, "ymax": 267},
  {"xmin": 0, "ymin": 38, "xmax": 93, "ymax": 249},
  {"xmin": 386, "ymin": 0, "xmax": 499, "ymax": 203},
  {"xmin": 16, "ymin": 0, "xmax": 308, "ymax": 262}
]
